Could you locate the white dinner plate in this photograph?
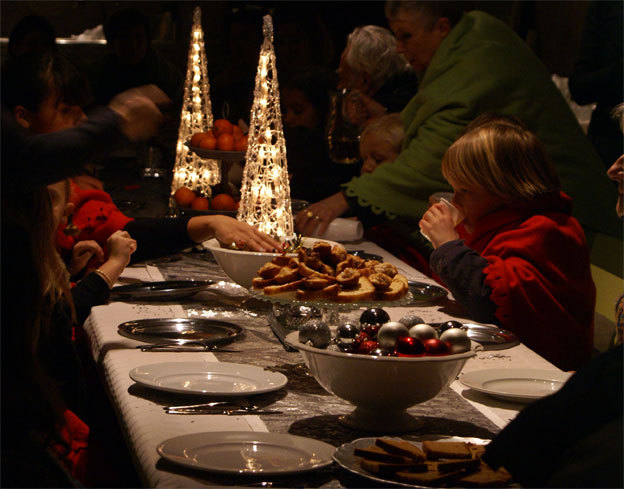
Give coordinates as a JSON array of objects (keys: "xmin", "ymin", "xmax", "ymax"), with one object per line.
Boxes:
[
  {"xmin": 157, "ymin": 431, "xmax": 335, "ymax": 474},
  {"xmin": 129, "ymin": 362, "xmax": 287, "ymax": 396},
  {"xmin": 460, "ymin": 368, "xmax": 572, "ymax": 402},
  {"xmin": 333, "ymin": 435, "xmax": 492, "ymax": 488}
]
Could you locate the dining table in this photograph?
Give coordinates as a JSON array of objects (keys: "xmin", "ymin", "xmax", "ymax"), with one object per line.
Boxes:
[{"xmin": 82, "ymin": 238, "xmax": 561, "ymax": 488}]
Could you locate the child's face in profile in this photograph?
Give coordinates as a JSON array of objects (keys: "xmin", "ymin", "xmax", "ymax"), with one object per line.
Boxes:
[
  {"xmin": 359, "ymin": 132, "xmax": 399, "ymax": 174},
  {"xmin": 446, "ymin": 176, "xmax": 505, "ymax": 232},
  {"xmin": 281, "ymin": 87, "xmax": 320, "ymax": 129},
  {"xmin": 25, "ymin": 89, "xmax": 86, "ymax": 134}
]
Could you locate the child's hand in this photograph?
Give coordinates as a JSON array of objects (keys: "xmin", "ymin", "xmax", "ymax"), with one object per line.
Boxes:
[
  {"xmin": 419, "ymin": 203, "xmax": 459, "ymax": 249},
  {"xmin": 69, "ymin": 240, "xmax": 104, "ymax": 276},
  {"xmin": 106, "ymin": 230, "xmax": 137, "ymax": 268}
]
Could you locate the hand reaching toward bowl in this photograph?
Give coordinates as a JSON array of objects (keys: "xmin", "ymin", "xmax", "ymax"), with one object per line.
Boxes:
[{"xmin": 187, "ymin": 215, "xmax": 281, "ymax": 252}]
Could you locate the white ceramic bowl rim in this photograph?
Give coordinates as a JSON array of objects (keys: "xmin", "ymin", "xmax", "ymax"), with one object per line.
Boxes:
[
  {"xmin": 203, "ymin": 237, "xmax": 342, "ymax": 258},
  {"xmin": 285, "ymin": 332, "xmax": 476, "ymax": 363}
]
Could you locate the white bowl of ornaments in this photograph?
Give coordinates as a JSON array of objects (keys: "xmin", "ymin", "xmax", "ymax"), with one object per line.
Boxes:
[
  {"xmin": 285, "ymin": 308, "xmax": 476, "ymax": 433},
  {"xmin": 203, "ymin": 237, "xmax": 341, "ymax": 288}
]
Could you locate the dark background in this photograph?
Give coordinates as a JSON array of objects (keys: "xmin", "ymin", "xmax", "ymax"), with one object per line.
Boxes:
[{"xmin": 0, "ymin": 1, "xmax": 594, "ymax": 79}]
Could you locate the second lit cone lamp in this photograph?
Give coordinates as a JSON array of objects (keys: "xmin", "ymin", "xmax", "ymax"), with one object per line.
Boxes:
[{"xmin": 237, "ymin": 15, "xmax": 294, "ymax": 240}]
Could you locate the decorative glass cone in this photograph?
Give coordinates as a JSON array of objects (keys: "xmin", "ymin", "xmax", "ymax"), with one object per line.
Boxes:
[
  {"xmin": 237, "ymin": 15, "xmax": 294, "ymax": 240},
  {"xmin": 170, "ymin": 6, "xmax": 220, "ymax": 202}
]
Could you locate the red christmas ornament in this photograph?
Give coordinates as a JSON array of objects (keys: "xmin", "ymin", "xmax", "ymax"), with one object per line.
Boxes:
[
  {"xmin": 356, "ymin": 340, "xmax": 379, "ymax": 355},
  {"xmin": 362, "ymin": 324, "xmax": 381, "ymax": 339},
  {"xmin": 423, "ymin": 338, "xmax": 451, "ymax": 356},
  {"xmin": 396, "ymin": 336, "xmax": 426, "ymax": 356}
]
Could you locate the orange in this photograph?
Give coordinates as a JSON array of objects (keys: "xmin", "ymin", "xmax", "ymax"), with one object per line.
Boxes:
[
  {"xmin": 173, "ymin": 186, "xmax": 196, "ymax": 207},
  {"xmin": 213, "ymin": 119, "xmax": 233, "ymax": 137},
  {"xmin": 232, "ymin": 125, "xmax": 244, "ymax": 139},
  {"xmin": 199, "ymin": 133, "xmax": 217, "ymax": 149},
  {"xmin": 234, "ymin": 134, "xmax": 248, "ymax": 152},
  {"xmin": 216, "ymin": 133, "xmax": 235, "ymax": 151},
  {"xmin": 190, "ymin": 131, "xmax": 209, "ymax": 147},
  {"xmin": 190, "ymin": 196, "xmax": 210, "ymax": 210},
  {"xmin": 211, "ymin": 193, "xmax": 237, "ymax": 211}
]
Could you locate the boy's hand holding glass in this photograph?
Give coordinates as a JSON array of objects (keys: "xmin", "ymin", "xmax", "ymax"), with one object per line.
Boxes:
[{"xmin": 420, "ymin": 199, "xmax": 462, "ymax": 249}]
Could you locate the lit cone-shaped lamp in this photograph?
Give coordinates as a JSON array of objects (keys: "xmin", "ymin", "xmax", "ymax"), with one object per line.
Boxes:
[
  {"xmin": 170, "ymin": 6, "xmax": 220, "ymax": 202},
  {"xmin": 237, "ymin": 15, "xmax": 294, "ymax": 240}
]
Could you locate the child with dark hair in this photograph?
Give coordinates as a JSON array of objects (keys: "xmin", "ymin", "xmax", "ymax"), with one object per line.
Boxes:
[
  {"xmin": 282, "ymin": 68, "xmax": 359, "ymax": 202},
  {"xmin": 420, "ymin": 114, "xmax": 596, "ymax": 371}
]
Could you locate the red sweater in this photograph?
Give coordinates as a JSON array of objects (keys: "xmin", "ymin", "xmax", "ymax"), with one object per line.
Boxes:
[{"xmin": 462, "ymin": 192, "xmax": 595, "ymax": 371}]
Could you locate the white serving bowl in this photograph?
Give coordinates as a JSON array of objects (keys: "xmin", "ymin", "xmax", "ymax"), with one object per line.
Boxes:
[
  {"xmin": 285, "ymin": 331, "xmax": 475, "ymax": 432},
  {"xmin": 203, "ymin": 237, "xmax": 341, "ymax": 289}
]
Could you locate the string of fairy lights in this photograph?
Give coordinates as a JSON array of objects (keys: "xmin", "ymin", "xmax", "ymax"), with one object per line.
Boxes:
[{"xmin": 170, "ymin": 6, "xmax": 220, "ymax": 200}]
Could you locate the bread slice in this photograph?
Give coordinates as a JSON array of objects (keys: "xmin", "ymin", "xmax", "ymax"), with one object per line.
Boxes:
[
  {"xmin": 251, "ymin": 276, "xmax": 275, "ymax": 289},
  {"xmin": 436, "ymin": 457, "xmax": 481, "ymax": 472},
  {"xmin": 375, "ymin": 438, "xmax": 426, "ymax": 462},
  {"xmin": 422, "ymin": 441, "xmax": 473, "ymax": 460},
  {"xmin": 360, "ymin": 459, "xmax": 427, "ymax": 477},
  {"xmin": 375, "ymin": 274, "xmax": 408, "ymax": 301},
  {"xmin": 394, "ymin": 468, "xmax": 465, "ymax": 486},
  {"xmin": 353, "ymin": 445, "xmax": 411, "ymax": 464},
  {"xmin": 335, "ymin": 276, "xmax": 375, "ymax": 303},
  {"xmin": 456, "ymin": 464, "xmax": 513, "ymax": 487},
  {"xmin": 263, "ymin": 279, "xmax": 304, "ymax": 296},
  {"xmin": 296, "ymin": 284, "xmax": 340, "ymax": 301}
]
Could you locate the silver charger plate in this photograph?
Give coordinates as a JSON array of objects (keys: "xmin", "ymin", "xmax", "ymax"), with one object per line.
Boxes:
[
  {"xmin": 117, "ymin": 318, "xmax": 244, "ymax": 346},
  {"xmin": 111, "ymin": 280, "xmax": 214, "ymax": 301}
]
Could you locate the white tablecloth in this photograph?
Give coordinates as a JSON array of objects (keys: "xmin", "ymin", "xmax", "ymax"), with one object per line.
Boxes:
[{"xmin": 83, "ymin": 241, "xmax": 559, "ymax": 487}]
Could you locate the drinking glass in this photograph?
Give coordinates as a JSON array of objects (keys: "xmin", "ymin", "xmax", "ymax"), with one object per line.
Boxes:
[{"xmin": 325, "ymin": 89, "xmax": 363, "ymax": 164}]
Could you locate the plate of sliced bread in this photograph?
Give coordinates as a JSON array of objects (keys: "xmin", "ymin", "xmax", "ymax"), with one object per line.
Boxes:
[{"xmin": 333, "ymin": 435, "xmax": 514, "ymax": 488}]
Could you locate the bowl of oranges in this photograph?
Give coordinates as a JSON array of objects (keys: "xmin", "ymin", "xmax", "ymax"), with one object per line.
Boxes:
[
  {"xmin": 173, "ymin": 186, "xmax": 239, "ymax": 216},
  {"xmin": 187, "ymin": 119, "xmax": 248, "ymax": 161}
]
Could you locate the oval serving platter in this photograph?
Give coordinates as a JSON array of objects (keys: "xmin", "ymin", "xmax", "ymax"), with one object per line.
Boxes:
[{"xmin": 118, "ymin": 318, "xmax": 244, "ymax": 346}]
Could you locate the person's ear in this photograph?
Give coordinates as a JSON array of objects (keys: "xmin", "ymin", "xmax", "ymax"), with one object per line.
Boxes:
[
  {"xmin": 435, "ymin": 17, "xmax": 452, "ymax": 39},
  {"xmin": 361, "ymin": 73, "xmax": 373, "ymax": 96},
  {"xmin": 64, "ymin": 202, "xmax": 75, "ymax": 218},
  {"xmin": 14, "ymin": 105, "xmax": 32, "ymax": 128}
]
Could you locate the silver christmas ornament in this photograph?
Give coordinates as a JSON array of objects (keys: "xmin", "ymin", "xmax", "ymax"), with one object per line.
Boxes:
[
  {"xmin": 398, "ymin": 313, "xmax": 425, "ymax": 328},
  {"xmin": 298, "ymin": 320, "xmax": 331, "ymax": 349},
  {"xmin": 370, "ymin": 346, "xmax": 394, "ymax": 356},
  {"xmin": 273, "ymin": 304, "xmax": 322, "ymax": 330},
  {"xmin": 440, "ymin": 327, "xmax": 471, "ymax": 353},
  {"xmin": 377, "ymin": 321, "xmax": 409, "ymax": 349},
  {"xmin": 408, "ymin": 323, "xmax": 438, "ymax": 340}
]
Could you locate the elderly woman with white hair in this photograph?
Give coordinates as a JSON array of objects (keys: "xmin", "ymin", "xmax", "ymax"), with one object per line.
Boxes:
[{"xmin": 337, "ymin": 25, "xmax": 418, "ymax": 117}]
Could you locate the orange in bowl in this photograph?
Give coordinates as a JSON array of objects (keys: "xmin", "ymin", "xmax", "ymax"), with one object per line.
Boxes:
[
  {"xmin": 199, "ymin": 133, "xmax": 217, "ymax": 150},
  {"xmin": 190, "ymin": 131, "xmax": 210, "ymax": 147},
  {"xmin": 191, "ymin": 196, "xmax": 210, "ymax": 210},
  {"xmin": 173, "ymin": 186, "xmax": 196, "ymax": 207},
  {"xmin": 234, "ymin": 134, "xmax": 248, "ymax": 152},
  {"xmin": 217, "ymin": 133, "xmax": 235, "ymax": 151},
  {"xmin": 213, "ymin": 119, "xmax": 233, "ymax": 137},
  {"xmin": 211, "ymin": 193, "xmax": 237, "ymax": 211}
]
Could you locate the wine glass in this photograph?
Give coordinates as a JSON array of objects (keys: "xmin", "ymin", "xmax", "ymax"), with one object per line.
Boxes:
[{"xmin": 325, "ymin": 89, "xmax": 363, "ymax": 164}]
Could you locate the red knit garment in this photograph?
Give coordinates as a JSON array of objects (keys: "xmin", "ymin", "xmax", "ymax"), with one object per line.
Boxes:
[
  {"xmin": 463, "ymin": 192, "xmax": 595, "ymax": 371},
  {"xmin": 50, "ymin": 409, "xmax": 89, "ymax": 485},
  {"xmin": 57, "ymin": 180, "xmax": 134, "ymax": 260}
]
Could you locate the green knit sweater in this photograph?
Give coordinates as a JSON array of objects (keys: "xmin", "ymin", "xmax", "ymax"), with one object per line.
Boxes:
[{"xmin": 343, "ymin": 11, "xmax": 620, "ymax": 239}]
